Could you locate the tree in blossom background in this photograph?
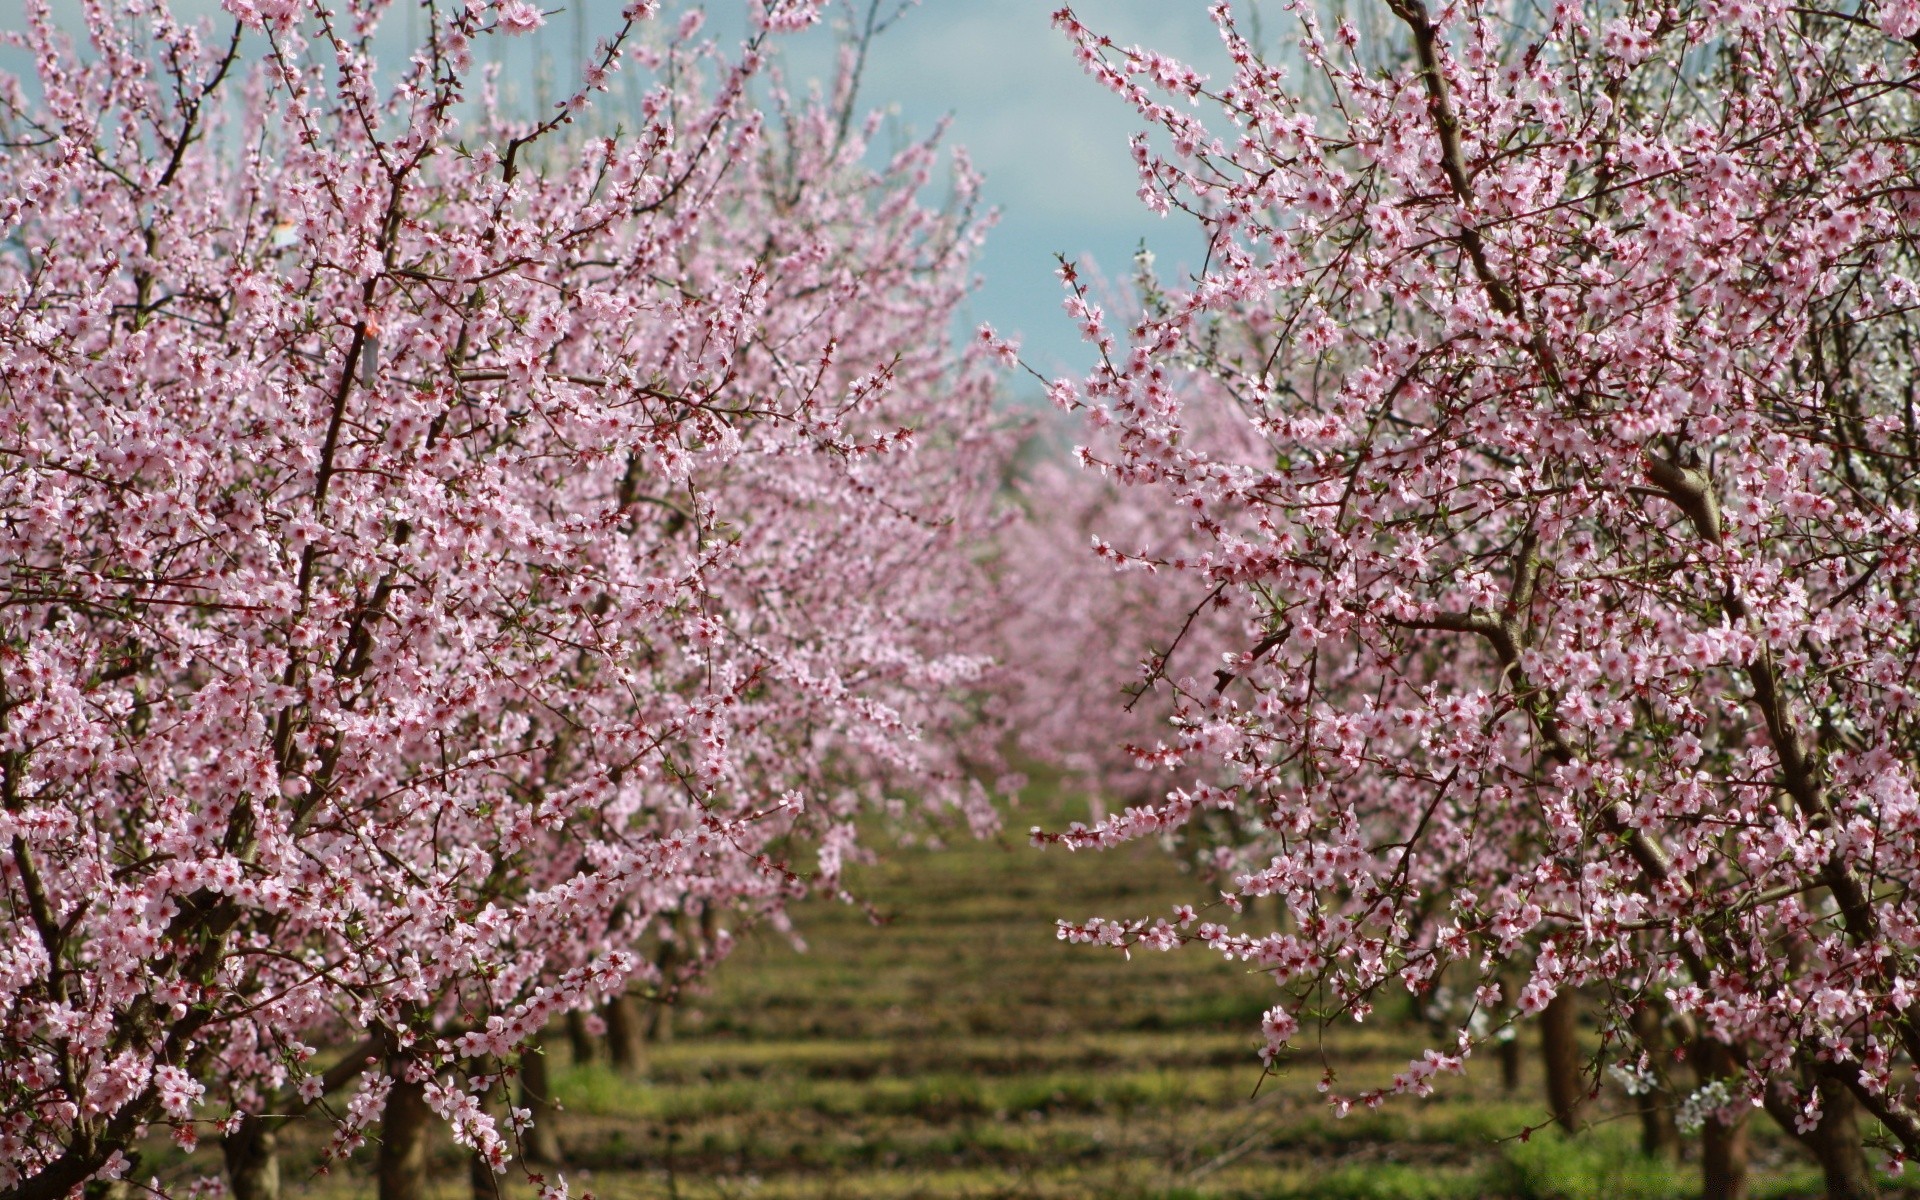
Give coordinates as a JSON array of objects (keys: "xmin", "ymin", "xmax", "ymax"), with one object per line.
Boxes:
[
  {"xmin": 0, "ymin": 0, "xmax": 1021, "ymax": 1195},
  {"xmin": 1035, "ymin": 0, "xmax": 1920, "ymax": 1196}
]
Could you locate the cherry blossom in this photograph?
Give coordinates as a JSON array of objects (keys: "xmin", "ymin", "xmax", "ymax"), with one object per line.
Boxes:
[
  {"xmin": 1038, "ymin": 0, "xmax": 1920, "ymax": 1193},
  {"xmin": 0, "ymin": 1, "xmax": 1017, "ymax": 1195}
]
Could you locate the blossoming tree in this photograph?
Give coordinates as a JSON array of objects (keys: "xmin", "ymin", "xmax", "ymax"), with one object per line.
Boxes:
[
  {"xmin": 1040, "ymin": 1, "xmax": 1920, "ymax": 1195},
  {"xmin": 0, "ymin": 1, "xmax": 1017, "ymax": 1196}
]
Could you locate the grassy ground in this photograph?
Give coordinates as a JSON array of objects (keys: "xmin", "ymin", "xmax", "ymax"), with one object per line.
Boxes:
[{"xmin": 187, "ymin": 790, "xmax": 1910, "ymax": 1198}]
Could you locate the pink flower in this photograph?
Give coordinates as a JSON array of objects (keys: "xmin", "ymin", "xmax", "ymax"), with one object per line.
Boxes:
[{"xmin": 494, "ymin": 0, "xmax": 545, "ymax": 35}]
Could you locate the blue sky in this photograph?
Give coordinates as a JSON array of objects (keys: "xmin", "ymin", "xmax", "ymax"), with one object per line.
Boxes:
[
  {"xmin": 531, "ymin": 1, "xmax": 1273, "ymax": 379},
  {"xmin": 717, "ymin": 1, "xmax": 1239, "ymax": 378},
  {"xmin": 2, "ymin": 1, "xmax": 1283, "ymax": 380}
]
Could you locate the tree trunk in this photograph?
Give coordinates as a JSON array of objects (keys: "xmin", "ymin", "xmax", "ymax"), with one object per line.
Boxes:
[
  {"xmin": 469, "ymin": 1150, "xmax": 493, "ymax": 1200},
  {"xmin": 467, "ymin": 1068, "xmax": 501, "ymax": 1200},
  {"xmin": 565, "ymin": 1010, "xmax": 598, "ymax": 1066},
  {"xmin": 377, "ymin": 1074, "xmax": 434, "ymax": 1200},
  {"xmin": 1499, "ymin": 1033, "xmax": 1522, "ymax": 1094},
  {"xmin": 469, "ymin": 1146, "xmax": 497, "ymax": 1200},
  {"xmin": 222, "ymin": 1115, "xmax": 282, "ymax": 1200},
  {"xmin": 647, "ymin": 930, "xmax": 682, "ymax": 1047},
  {"xmin": 1766, "ymin": 1075, "xmax": 1877, "ymax": 1200},
  {"xmin": 606, "ymin": 992, "xmax": 649, "ymax": 1072},
  {"xmin": 519, "ymin": 1033, "xmax": 564, "ymax": 1166},
  {"xmin": 1540, "ymin": 991, "xmax": 1584, "ymax": 1134},
  {"xmin": 1696, "ymin": 1040, "xmax": 1749, "ymax": 1200},
  {"xmin": 1805, "ymin": 1080, "xmax": 1876, "ymax": 1200},
  {"xmin": 1628, "ymin": 1004, "xmax": 1679, "ymax": 1160},
  {"xmin": 1703, "ymin": 1113, "xmax": 1750, "ymax": 1200}
]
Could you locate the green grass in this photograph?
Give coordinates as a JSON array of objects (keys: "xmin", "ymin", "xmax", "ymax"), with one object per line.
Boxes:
[{"xmin": 143, "ymin": 783, "xmax": 1910, "ymax": 1198}]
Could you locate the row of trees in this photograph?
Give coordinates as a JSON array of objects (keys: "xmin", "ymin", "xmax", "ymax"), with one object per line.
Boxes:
[
  {"xmin": 8, "ymin": 0, "xmax": 1920, "ymax": 1196},
  {"xmin": 1, "ymin": 1, "xmax": 1019, "ymax": 1196},
  {"xmin": 1019, "ymin": 0, "xmax": 1920, "ymax": 1196}
]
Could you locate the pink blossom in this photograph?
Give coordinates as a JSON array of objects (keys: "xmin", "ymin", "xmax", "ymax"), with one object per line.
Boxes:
[
  {"xmin": 494, "ymin": 1, "xmax": 546, "ymax": 35},
  {"xmin": 0, "ymin": 1, "xmax": 1020, "ymax": 1193},
  {"xmin": 1030, "ymin": 0, "xmax": 1920, "ymax": 1170}
]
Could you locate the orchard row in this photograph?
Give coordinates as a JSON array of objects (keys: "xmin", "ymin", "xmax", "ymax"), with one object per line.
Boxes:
[{"xmin": 4, "ymin": 2, "xmax": 1920, "ymax": 1199}]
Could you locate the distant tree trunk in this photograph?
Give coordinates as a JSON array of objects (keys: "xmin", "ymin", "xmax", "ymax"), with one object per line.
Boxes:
[
  {"xmin": 1804, "ymin": 1079, "xmax": 1875, "ymax": 1200},
  {"xmin": 378, "ymin": 1074, "xmax": 434, "ymax": 1200},
  {"xmin": 1629, "ymin": 1004, "xmax": 1679, "ymax": 1159},
  {"xmin": 1496, "ymin": 964, "xmax": 1523, "ymax": 1094},
  {"xmin": 520, "ymin": 1032, "xmax": 564, "ymax": 1165},
  {"xmin": 223, "ymin": 1114, "xmax": 282, "ymax": 1200},
  {"xmin": 565, "ymin": 1010, "xmax": 598, "ymax": 1066},
  {"xmin": 468, "ymin": 1067, "xmax": 501, "ymax": 1200},
  {"xmin": 1765, "ymin": 1074, "xmax": 1876, "ymax": 1200},
  {"xmin": 1541, "ymin": 991, "xmax": 1584, "ymax": 1134},
  {"xmin": 1499, "ymin": 1033, "xmax": 1522, "ymax": 1094},
  {"xmin": 606, "ymin": 992, "xmax": 649, "ymax": 1071},
  {"xmin": 1703, "ymin": 1113, "xmax": 1750, "ymax": 1200},
  {"xmin": 469, "ymin": 1149, "xmax": 495, "ymax": 1200},
  {"xmin": 646, "ymin": 929, "xmax": 682, "ymax": 1047},
  {"xmin": 1695, "ymin": 1040, "xmax": 1749, "ymax": 1200}
]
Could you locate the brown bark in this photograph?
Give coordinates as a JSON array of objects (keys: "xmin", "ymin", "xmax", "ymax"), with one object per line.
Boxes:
[
  {"xmin": 377, "ymin": 1074, "xmax": 434, "ymax": 1200},
  {"xmin": 646, "ymin": 998, "xmax": 674, "ymax": 1046},
  {"xmin": 565, "ymin": 1010, "xmax": 597, "ymax": 1065},
  {"xmin": 1765, "ymin": 1075, "xmax": 1877, "ymax": 1200},
  {"xmin": 1702, "ymin": 1114, "xmax": 1750, "ymax": 1200},
  {"xmin": 1628, "ymin": 1004, "xmax": 1679, "ymax": 1160},
  {"xmin": 469, "ymin": 1146, "xmax": 497, "ymax": 1200},
  {"xmin": 221, "ymin": 1115, "xmax": 281, "ymax": 1200},
  {"xmin": 1805, "ymin": 1080, "xmax": 1876, "ymax": 1200},
  {"xmin": 519, "ymin": 1032, "xmax": 564, "ymax": 1166},
  {"xmin": 1696, "ymin": 1041, "xmax": 1749, "ymax": 1200},
  {"xmin": 1499, "ymin": 1033, "xmax": 1522, "ymax": 1094},
  {"xmin": 646, "ymin": 928, "xmax": 683, "ymax": 1047},
  {"xmin": 606, "ymin": 992, "xmax": 649, "ymax": 1071},
  {"xmin": 467, "ymin": 1069, "xmax": 501, "ymax": 1200},
  {"xmin": 1540, "ymin": 991, "xmax": 1584, "ymax": 1134}
]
